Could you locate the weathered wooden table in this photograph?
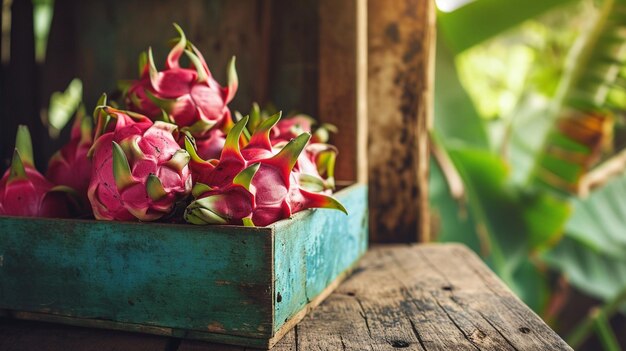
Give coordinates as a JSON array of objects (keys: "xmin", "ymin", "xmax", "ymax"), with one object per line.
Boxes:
[{"xmin": 0, "ymin": 244, "xmax": 572, "ymax": 350}]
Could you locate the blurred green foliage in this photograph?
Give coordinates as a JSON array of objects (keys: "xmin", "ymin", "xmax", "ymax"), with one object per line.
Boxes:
[{"xmin": 433, "ymin": 0, "xmax": 626, "ymax": 348}]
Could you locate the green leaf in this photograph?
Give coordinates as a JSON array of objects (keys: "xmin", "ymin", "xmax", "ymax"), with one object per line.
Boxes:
[
  {"xmin": 226, "ymin": 56, "xmax": 238, "ymax": 103},
  {"xmin": 15, "ymin": 125, "xmax": 34, "ymax": 167},
  {"xmin": 146, "ymin": 174, "xmax": 167, "ymax": 201},
  {"xmin": 298, "ymin": 173, "xmax": 326, "ymax": 193},
  {"xmin": 8, "ymin": 150, "xmax": 27, "ymax": 183},
  {"xmin": 112, "ymin": 141, "xmax": 135, "ymax": 191},
  {"xmin": 509, "ymin": 259, "xmax": 550, "ymax": 313},
  {"xmin": 242, "ymin": 217, "xmax": 255, "ymax": 227},
  {"xmin": 429, "ymin": 157, "xmax": 482, "ymax": 253},
  {"xmin": 233, "ymin": 163, "xmax": 260, "ymax": 190},
  {"xmin": 564, "ymin": 173, "xmax": 626, "ymax": 259},
  {"xmin": 192, "ymin": 183, "xmax": 213, "ymax": 198},
  {"xmin": 438, "ymin": 0, "xmax": 577, "ymax": 54},
  {"xmin": 47, "ymin": 78, "xmax": 83, "ymax": 138},
  {"xmin": 166, "ymin": 149, "xmax": 191, "ymax": 171},
  {"xmin": 543, "ymin": 237, "xmax": 626, "ymax": 303},
  {"xmin": 447, "ymin": 146, "xmax": 525, "ymax": 274},
  {"xmin": 441, "ymin": 145, "xmax": 569, "ymax": 303},
  {"xmin": 137, "ymin": 51, "xmax": 148, "ymax": 76},
  {"xmin": 593, "ymin": 311, "xmax": 622, "ymax": 351},
  {"xmin": 530, "ymin": 0, "xmax": 626, "ymax": 194},
  {"xmin": 435, "ymin": 38, "xmax": 490, "ymax": 149},
  {"xmin": 184, "ymin": 50, "xmax": 209, "ymax": 83}
]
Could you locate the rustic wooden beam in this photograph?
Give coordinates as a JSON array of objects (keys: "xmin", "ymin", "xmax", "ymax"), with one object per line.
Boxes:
[
  {"xmin": 318, "ymin": 0, "xmax": 368, "ymax": 184},
  {"xmin": 367, "ymin": 0, "xmax": 435, "ymax": 243},
  {"xmin": 1, "ymin": 0, "xmax": 40, "ymax": 167}
]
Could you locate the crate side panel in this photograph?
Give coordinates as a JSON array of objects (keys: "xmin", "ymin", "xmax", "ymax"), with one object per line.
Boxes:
[
  {"xmin": 0, "ymin": 221, "xmax": 273, "ymax": 338},
  {"xmin": 273, "ymin": 184, "xmax": 368, "ymax": 330}
]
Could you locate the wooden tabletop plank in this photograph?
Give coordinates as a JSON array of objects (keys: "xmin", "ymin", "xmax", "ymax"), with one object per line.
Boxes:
[
  {"xmin": 420, "ymin": 245, "xmax": 572, "ymax": 350},
  {"xmin": 0, "ymin": 244, "xmax": 572, "ymax": 350}
]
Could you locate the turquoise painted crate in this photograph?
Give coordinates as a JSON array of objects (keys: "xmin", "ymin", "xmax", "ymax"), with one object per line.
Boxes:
[{"xmin": 0, "ymin": 184, "xmax": 368, "ymax": 348}]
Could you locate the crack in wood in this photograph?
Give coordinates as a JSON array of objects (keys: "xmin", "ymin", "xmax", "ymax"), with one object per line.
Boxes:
[
  {"xmin": 479, "ymin": 312, "xmax": 520, "ymax": 351},
  {"xmin": 455, "ymin": 247, "xmax": 550, "ymax": 329},
  {"xmin": 354, "ymin": 296, "xmax": 373, "ymax": 339},
  {"xmin": 294, "ymin": 324, "xmax": 298, "ymax": 351},
  {"xmin": 433, "ymin": 297, "xmax": 481, "ymax": 351},
  {"xmin": 409, "ymin": 317, "xmax": 428, "ymax": 351}
]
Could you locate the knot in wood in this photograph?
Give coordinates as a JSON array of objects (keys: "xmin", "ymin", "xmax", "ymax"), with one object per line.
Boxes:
[{"xmin": 389, "ymin": 340, "xmax": 410, "ymax": 348}]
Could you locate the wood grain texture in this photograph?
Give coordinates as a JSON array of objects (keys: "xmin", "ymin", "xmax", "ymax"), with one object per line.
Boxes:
[
  {"xmin": 367, "ymin": 0, "xmax": 435, "ymax": 243},
  {"xmin": 318, "ymin": 0, "xmax": 368, "ymax": 183},
  {"xmin": 272, "ymin": 184, "xmax": 368, "ymax": 332},
  {"xmin": 0, "ymin": 244, "xmax": 571, "ymax": 350},
  {"xmin": 0, "ymin": 219, "xmax": 275, "ymax": 339},
  {"xmin": 274, "ymin": 244, "xmax": 572, "ymax": 350}
]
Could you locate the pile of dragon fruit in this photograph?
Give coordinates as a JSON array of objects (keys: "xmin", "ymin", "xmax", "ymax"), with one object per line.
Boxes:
[{"xmin": 0, "ymin": 25, "xmax": 345, "ymax": 226}]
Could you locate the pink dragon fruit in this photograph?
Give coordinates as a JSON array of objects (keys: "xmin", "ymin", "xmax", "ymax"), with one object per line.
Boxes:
[
  {"xmin": 124, "ymin": 24, "xmax": 237, "ymax": 139},
  {"xmin": 193, "ymin": 126, "xmax": 226, "ymax": 161},
  {"xmin": 46, "ymin": 105, "xmax": 93, "ymax": 204},
  {"xmin": 271, "ymin": 114, "xmax": 337, "ymax": 145},
  {"xmin": 184, "ymin": 116, "xmax": 345, "ymax": 226},
  {"xmin": 87, "ymin": 105, "xmax": 192, "ymax": 221},
  {"xmin": 293, "ymin": 142, "xmax": 337, "ymax": 193},
  {"xmin": 236, "ymin": 105, "xmax": 338, "ymax": 192},
  {"xmin": 0, "ymin": 126, "xmax": 70, "ymax": 218}
]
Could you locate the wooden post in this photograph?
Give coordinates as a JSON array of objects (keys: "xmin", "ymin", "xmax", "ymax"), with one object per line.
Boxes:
[
  {"xmin": 1, "ymin": 0, "xmax": 41, "ymax": 167},
  {"xmin": 367, "ymin": 0, "xmax": 435, "ymax": 243},
  {"xmin": 318, "ymin": 0, "xmax": 368, "ymax": 184}
]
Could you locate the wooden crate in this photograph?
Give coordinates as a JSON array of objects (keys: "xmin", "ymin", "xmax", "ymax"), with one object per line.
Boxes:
[{"xmin": 0, "ymin": 184, "xmax": 367, "ymax": 348}]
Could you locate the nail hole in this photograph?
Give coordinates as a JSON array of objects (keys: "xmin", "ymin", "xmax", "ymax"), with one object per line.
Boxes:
[
  {"xmin": 442, "ymin": 285, "xmax": 453, "ymax": 291},
  {"xmin": 390, "ymin": 340, "xmax": 410, "ymax": 348},
  {"xmin": 346, "ymin": 292, "xmax": 356, "ymax": 296},
  {"xmin": 277, "ymin": 293, "xmax": 282, "ymax": 303},
  {"xmin": 519, "ymin": 327, "xmax": 530, "ymax": 334}
]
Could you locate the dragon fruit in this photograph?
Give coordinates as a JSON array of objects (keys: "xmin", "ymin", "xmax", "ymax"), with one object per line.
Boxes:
[
  {"xmin": 293, "ymin": 142, "xmax": 337, "ymax": 193},
  {"xmin": 0, "ymin": 126, "xmax": 71, "ymax": 218},
  {"xmin": 87, "ymin": 105, "xmax": 192, "ymax": 221},
  {"xmin": 46, "ymin": 105, "xmax": 93, "ymax": 204},
  {"xmin": 193, "ymin": 126, "xmax": 226, "ymax": 161},
  {"xmin": 184, "ymin": 115, "xmax": 345, "ymax": 226},
  {"xmin": 124, "ymin": 24, "xmax": 237, "ymax": 139},
  {"xmin": 271, "ymin": 114, "xmax": 337, "ymax": 145},
  {"xmin": 236, "ymin": 105, "xmax": 339, "ymax": 193}
]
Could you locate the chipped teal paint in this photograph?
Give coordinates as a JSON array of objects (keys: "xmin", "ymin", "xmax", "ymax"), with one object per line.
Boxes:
[
  {"xmin": 273, "ymin": 184, "xmax": 368, "ymax": 330},
  {"xmin": 0, "ymin": 184, "xmax": 367, "ymax": 347},
  {"xmin": 0, "ymin": 219, "xmax": 274, "ymax": 337}
]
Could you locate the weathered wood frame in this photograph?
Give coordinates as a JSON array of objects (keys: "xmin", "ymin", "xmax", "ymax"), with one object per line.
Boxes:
[{"xmin": 319, "ymin": 0, "xmax": 435, "ymax": 242}]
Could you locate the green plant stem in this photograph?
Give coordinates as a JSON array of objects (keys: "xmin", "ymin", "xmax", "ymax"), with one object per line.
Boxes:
[
  {"xmin": 567, "ymin": 287, "xmax": 626, "ymax": 349},
  {"xmin": 594, "ymin": 309, "xmax": 622, "ymax": 351}
]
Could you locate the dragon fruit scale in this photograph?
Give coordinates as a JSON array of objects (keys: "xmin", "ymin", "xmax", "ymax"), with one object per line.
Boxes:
[
  {"xmin": 87, "ymin": 105, "xmax": 192, "ymax": 221},
  {"xmin": 46, "ymin": 105, "xmax": 93, "ymax": 205},
  {"xmin": 184, "ymin": 115, "xmax": 346, "ymax": 227},
  {"xmin": 0, "ymin": 126, "xmax": 71, "ymax": 218},
  {"xmin": 124, "ymin": 24, "xmax": 237, "ymax": 139}
]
